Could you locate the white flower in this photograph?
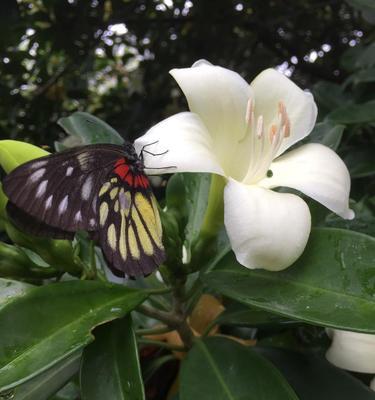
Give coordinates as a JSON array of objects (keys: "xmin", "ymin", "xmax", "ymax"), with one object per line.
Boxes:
[
  {"xmin": 135, "ymin": 60, "xmax": 354, "ymax": 271},
  {"xmin": 326, "ymin": 329, "xmax": 375, "ymax": 374}
]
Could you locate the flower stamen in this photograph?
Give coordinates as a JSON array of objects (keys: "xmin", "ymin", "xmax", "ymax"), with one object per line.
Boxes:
[
  {"xmin": 244, "ymin": 99, "xmax": 292, "ymax": 183},
  {"xmin": 256, "ymin": 115, "xmax": 264, "ymax": 138}
]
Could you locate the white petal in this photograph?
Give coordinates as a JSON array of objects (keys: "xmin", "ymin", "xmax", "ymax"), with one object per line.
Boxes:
[
  {"xmin": 224, "ymin": 180, "xmax": 311, "ymax": 271},
  {"xmin": 326, "ymin": 329, "xmax": 375, "ymax": 373},
  {"xmin": 250, "ymin": 68, "xmax": 317, "ymax": 157},
  {"xmin": 258, "ymin": 143, "xmax": 354, "ymax": 220},
  {"xmin": 170, "ymin": 62, "xmax": 252, "ymax": 168},
  {"xmin": 134, "ymin": 112, "xmax": 224, "ymax": 176}
]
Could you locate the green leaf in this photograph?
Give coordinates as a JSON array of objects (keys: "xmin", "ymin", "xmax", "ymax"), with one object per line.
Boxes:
[
  {"xmin": 203, "ymin": 228, "xmax": 375, "ymax": 333},
  {"xmin": 346, "ymin": 0, "xmax": 375, "ymax": 9},
  {"xmin": 344, "ymin": 149, "xmax": 375, "ymax": 178},
  {"xmin": 327, "ymin": 100, "xmax": 375, "ymax": 124},
  {"xmin": 216, "ymin": 302, "xmax": 297, "ymax": 328},
  {"xmin": 0, "ymin": 281, "xmax": 147, "ymax": 392},
  {"xmin": 180, "ymin": 337, "xmax": 298, "ymax": 400},
  {"xmin": 257, "ymin": 347, "xmax": 375, "ymax": 400},
  {"xmin": 57, "ymin": 112, "xmax": 124, "ymax": 146},
  {"xmin": 325, "ymin": 197, "xmax": 375, "ymax": 236},
  {"xmin": 80, "ymin": 315, "xmax": 145, "ymax": 400},
  {"xmin": 11, "ymin": 351, "xmax": 81, "ymax": 400},
  {"xmin": 306, "ymin": 121, "xmax": 345, "ymax": 150},
  {"xmin": 346, "ymin": 0, "xmax": 375, "ymax": 24},
  {"xmin": 0, "ymin": 279, "xmax": 32, "ymax": 310},
  {"xmin": 313, "ymin": 81, "xmax": 351, "ymax": 112},
  {"xmin": 0, "ymin": 140, "xmax": 49, "ymax": 174},
  {"xmin": 346, "ymin": 67, "xmax": 375, "ymax": 85}
]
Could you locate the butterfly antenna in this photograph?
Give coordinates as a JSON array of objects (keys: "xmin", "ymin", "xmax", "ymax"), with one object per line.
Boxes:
[
  {"xmin": 144, "ymin": 165, "xmax": 176, "ymax": 170},
  {"xmin": 140, "ymin": 141, "xmax": 169, "ymax": 161}
]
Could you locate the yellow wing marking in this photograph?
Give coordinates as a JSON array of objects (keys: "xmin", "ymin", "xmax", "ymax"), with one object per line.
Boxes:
[
  {"xmin": 134, "ymin": 193, "xmax": 163, "ymax": 249},
  {"xmin": 151, "ymin": 195, "xmax": 163, "ymax": 239},
  {"xmin": 128, "ymin": 224, "xmax": 140, "ymax": 259},
  {"xmin": 119, "ymin": 210, "xmax": 127, "ymax": 261},
  {"xmin": 132, "ymin": 206, "xmax": 154, "ymax": 256},
  {"xmin": 99, "ymin": 182, "xmax": 111, "ymax": 197},
  {"xmin": 99, "ymin": 202, "xmax": 109, "ymax": 226},
  {"xmin": 107, "ymin": 223, "xmax": 117, "ymax": 250},
  {"xmin": 119, "ymin": 189, "xmax": 131, "ymax": 216},
  {"xmin": 111, "ymin": 177, "xmax": 118, "ymax": 184},
  {"xmin": 110, "ymin": 187, "xmax": 119, "ymax": 200},
  {"xmin": 114, "ymin": 200, "xmax": 119, "ymax": 213}
]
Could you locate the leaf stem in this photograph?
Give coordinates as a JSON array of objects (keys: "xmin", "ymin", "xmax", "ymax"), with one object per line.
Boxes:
[
  {"xmin": 137, "ymin": 338, "xmax": 187, "ymax": 352},
  {"xmin": 136, "ymin": 325, "xmax": 172, "ymax": 336},
  {"xmin": 146, "ymin": 286, "xmax": 173, "ymax": 295}
]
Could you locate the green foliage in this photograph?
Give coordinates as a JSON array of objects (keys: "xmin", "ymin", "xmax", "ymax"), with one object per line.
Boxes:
[
  {"xmin": 80, "ymin": 316, "xmax": 145, "ymax": 400},
  {"xmin": 204, "ymin": 229, "xmax": 375, "ymax": 333},
  {"xmin": 0, "ymin": 281, "xmax": 147, "ymax": 392},
  {"xmin": 180, "ymin": 337, "xmax": 298, "ymax": 400}
]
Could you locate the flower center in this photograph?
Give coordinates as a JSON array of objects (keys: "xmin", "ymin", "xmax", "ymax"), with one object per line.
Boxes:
[{"xmin": 242, "ymin": 98, "xmax": 290, "ymax": 183}]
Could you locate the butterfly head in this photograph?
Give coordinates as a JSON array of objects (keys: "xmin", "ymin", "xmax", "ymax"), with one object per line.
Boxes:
[{"xmin": 124, "ymin": 142, "xmax": 144, "ymax": 171}]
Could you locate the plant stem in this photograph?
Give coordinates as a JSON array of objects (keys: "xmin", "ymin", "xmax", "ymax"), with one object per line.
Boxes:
[
  {"xmin": 146, "ymin": 286, "xmax": 173, "ymax": 295},
  {"xmin": 171, "ymin": 277, "xmax": 195, "ymax": 349},
  {"xmin": 136, "ymin": 325, "xmax": 172, "ymax": 336},
  {"xmin": 137, "ymin": 304, "xmax": 181, "ymax": 326},
  {"xmin": 137, "ymin": 277, "xmax": 196, "ymax": 349},
  {"xmin": 137, "ymin": 338, "xmax": 187, "ymax": 352}
]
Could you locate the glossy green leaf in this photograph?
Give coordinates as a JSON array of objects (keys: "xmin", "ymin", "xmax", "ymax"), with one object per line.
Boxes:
[
  {"xmin": 306, "ymin": 121, "xmax": 344, "ymax": 150},
  {"xmin": 180, "ymin": 337, "xmax": 298, "ymax": 400},
  {"xmin": 216, "ymin": 302, "xmax": 297, "ymax": 328},
  {"xmin": 203, "ymin": 228, "xmax": 375, "ymax": 333},
  {"xmin": 327, "ymin": 100, "xmax": 375, "ymax": 124},
  {"xmin": 257, "ymin": 347, "xmax": 375, "ymax": 400},
  {"xmin": 0, "ymin": 279, "xmax": 32, "ymax": 310},
  {"xmin": 0, "ymin": 140, "xmax": 49, "ymax": 174},
  {"xmin": 49, "ymin": 382, "xmax": 79, "ymax": 400},
  {"xmin": 0, "ymin": 281, "xmax": 147, "ymax": 392},
  {"xmin": 11, "ymin": 351, "xmax": 81, "ymax": 400},
  {"xmin": 57, "ymin": 112, "xmax": 124, "ymax": 146},
  {"xmin": 80, "ymin": 315, "xmax": 145, "ymax": 400}
]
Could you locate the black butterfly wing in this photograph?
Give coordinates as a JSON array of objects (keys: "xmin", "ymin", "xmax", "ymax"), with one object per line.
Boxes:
[
  {"xmin": 6, "ymin": 201, "xmax": 75, "ymax": 239},
  {"xmin": 3, "ymin": 144, "xmax": 125, "ymax": 233},
  {"xmin": 97, "ymin": 172, "xmax": 165, "ymax": 278}
]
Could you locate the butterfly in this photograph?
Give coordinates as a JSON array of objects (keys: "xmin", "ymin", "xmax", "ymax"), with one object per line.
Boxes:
[{"xmin": 2, "ymin": 142, "xmax": 166, "ymax": 278}]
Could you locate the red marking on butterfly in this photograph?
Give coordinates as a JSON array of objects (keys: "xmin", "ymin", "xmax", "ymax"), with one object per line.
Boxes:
[
  {"xmin": 113, "ymin": 158, "xmax": 150, "ymax": 189},
  {"xmin": 113, "ymin": 158, "xmax": 129, "ymax": 180}
]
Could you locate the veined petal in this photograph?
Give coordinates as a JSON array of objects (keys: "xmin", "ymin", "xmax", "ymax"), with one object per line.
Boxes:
[
  {"xmin": 326, "ymin": 329, "xmax": 375, "ymax": 373},
  {"xmin": 134, "ymin": 112, "xmax": 224, "ymax": 176},
  {"xmin": 224, "ymin": 180, "xmax": 311, "ymax": 271},
  {"xmin": 250, "ymin": 68, "xmax": 317, "ymax": 157},
  {"xmin": 258, "ymin": 143, "xmax": 354, "ymax": 220},
  {"xmin": 170, "ymin": 61, "xmax": 252, "ymax": 171}
]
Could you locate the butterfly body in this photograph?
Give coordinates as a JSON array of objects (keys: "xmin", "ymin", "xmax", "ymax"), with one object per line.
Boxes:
[{"xmin": 3, "ymin": 143, "xmax": 165, "ymax": 278}]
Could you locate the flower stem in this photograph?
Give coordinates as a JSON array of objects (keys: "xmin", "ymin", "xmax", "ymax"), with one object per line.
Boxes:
[{"xmin": 200, "ymin": 174, "xmax": 226, "ymax": 237}]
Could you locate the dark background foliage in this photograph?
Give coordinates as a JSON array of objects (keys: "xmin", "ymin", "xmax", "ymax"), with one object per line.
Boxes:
[{"xmin": 0, "ymin": 0, "xmax": 374, "ymax": 201}]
